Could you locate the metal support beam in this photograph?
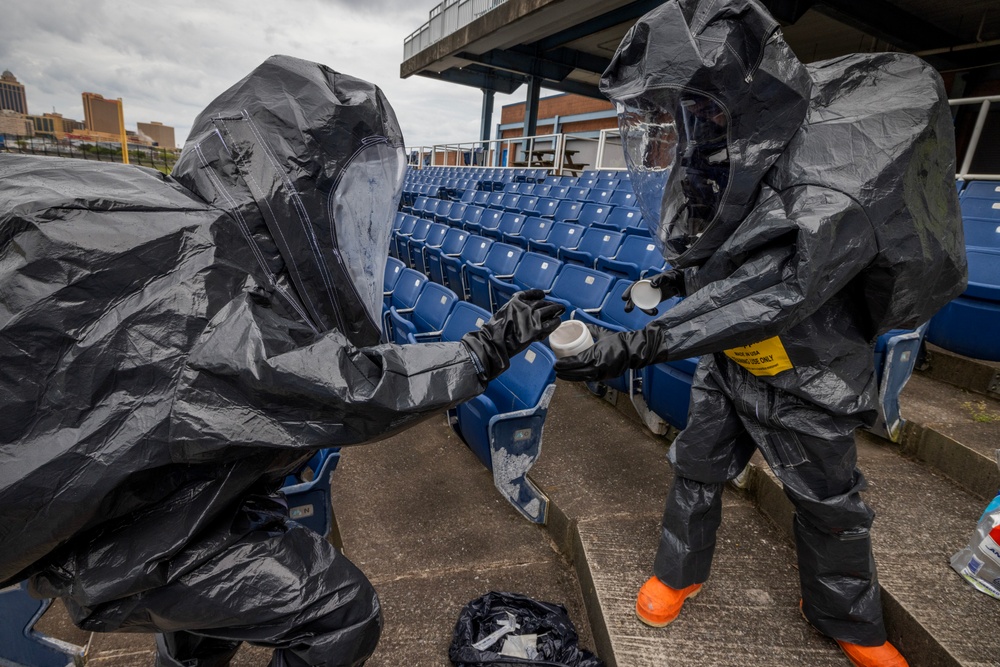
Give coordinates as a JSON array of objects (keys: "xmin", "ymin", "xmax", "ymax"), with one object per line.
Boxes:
[
  {"xmin": 416, "ymin": 65, "xmax": 524, "ymax": 95},
  {"xmin": 814, "ymin": 0, "xmax": 959, "ymax": 51},
  {"xmin": 480, "ymin": 89, "xmax": 495, "ymax": 142},
  {"xmin": 524, "ymin": 76, "xmax": 541, "ymax": 138},
  {"xmin": 537, "ymin": 77, "xmax": 604, "ymax": 100},
  {"xmin": 458, "ymin": 49, "xmax": 574, "ymax": 81},
  {"xmin": 533, "ymin": 0, "xmax": 665, "ymax": 52},
  {"xmin": 510, "ymin": 45, "xmax": 611, "ymax": 76}
]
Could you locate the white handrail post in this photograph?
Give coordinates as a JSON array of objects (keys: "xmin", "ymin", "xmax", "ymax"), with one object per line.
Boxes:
[{"xmin": 555, "ymin": 133, "xmax": 566, "ymax": 176}]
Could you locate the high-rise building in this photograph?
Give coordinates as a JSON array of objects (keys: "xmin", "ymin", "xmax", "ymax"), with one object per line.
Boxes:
[
  {"xmin": 0, "ymin": 70, "xmax": 28, "ymax": 115},
  {"xmin": 137, "ymin": 121, "xmax": 176, "ymax": 150},
  {"xmin": 82, "ymin": 92, "xmax": 122, "ymax": 135}
]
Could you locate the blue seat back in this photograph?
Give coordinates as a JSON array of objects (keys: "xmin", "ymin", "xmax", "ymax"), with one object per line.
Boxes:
[
  {"xmin": 965, "ymin": 248, "xmax": 1000, "ymax": 301},
  {"xmin": 483, "ymin": 243, "xmax": 524, "ymax": 275},
  {"xmin": 441, "ymin": 301, "xmax": 492, "ymax": 341},
  {"xmin": 435, "ymin": 201, "xmax": 454, "ymax": 220},
  {"xmin": 488, "ymin": 192, "xmax": 506, "ymax": 208},
  {"xmin": 460, "ymin": 235, "xmax": 494, "ymax": 264},
  {"xmin": 535, "ymin": 198, "xmax": 560, "ymax": 218},
  {"xmin": 965, "ymin": 218, "xmax": 1000, "ymax": 249},
  {"xmin": 486, "ymin": 343, "xmax": 556, "ymax": 413},
  {"xmin": 391, "ymin": 269, "xmax": 428, "ymax": 310},
  {"xmin": 553, "ymin": 200, "xmax": 583, "ymax": 223},
  {"xmin": 447, "ymin": 202, "xmax": 468, "ymax": 224},
  {"xmin": 519, "ymin": 217, "xmax": 553, "ymax": 244},
  {"xmin": 501, "ymin": 193, "xmax": 521, "ymax": 211},
  {"xmin": 384, "ymin": 257, "xmax": 405, "ymax": 292},
  {"xmin": 544, "ymin": 222, "xmax": 585, "ymax": 250},
  {"xmin": 961, "ymin": 181, "xmax": 1000, "ymax": 199},
  {"xmin": 496, "ymin": 213, "xmax": 525, "ymax": 237},
  {"xmin": 960, "ymin": 197, "xmax": 1000, "ymax": 219},
  {"xmin": 602, "ymin": 207, "xmax": 643, "ymax": 231},
  {"xmin": 575, "ymin": 228, "xmax": 624, "ymax": 258},
  {"xmin": 479, "ymin": 208, "xmax": 504, "ymax": 232},
  {"xmin": 548, "ymin": 265, "xmax": 614, "ymax": 311},
  {"xmin": 587, "ymin": 189, "xmax": 614, "ymax": 205},
  {"xmin": 409, "ymin": 218, "xmax": 434, "ymax": 242},
  {"xmin": 512, "ymin": 253, "xmax": 563, "ymax": 291},
  {"xmin": 473, "ymin": 191, "xmax": 491, "ymax": 206},
  {"xmin": 597, "ymin": 178, "xmax": 620, "ymax": 190},
  {"xmin": 439, "ymin": 228, "xmax": 470, "ymax": 255},
  {"xmin": 567, "ymin": 186, "xmax": 591, "ymax": 201},
  {"xmin": 610, "ymin": 190, "xmax": 638, "ymax": 207},
  {"xmin": 578, "ymin": 203, "xmax": 614, "ymax": 226},
  {"xmin": 462, "ymin": 205, "xmax": 485, "ymax": 227},
  {"xmin": 422, "ymin": 223, "xmax": 449, "ymax": 248},
  {"xmin": 534, "ymin": 184, "xmax": 553, "ymax": 198},
  {"xmin": 412, "ymin": 195, "xmax": 430, "ymax": 215},
  {"xmin": 548, "ymin": 186, "xmax": 569, "ymax": 200},
  {"xmin": 517, "ymin": 196, "xmax": 539, "ymax": 214},
  {"xmin": 396, "ymin": 214, "xmax": 418, "ymax": 237},
  {"xmin": 411, "ymin": 282, "xmax": 459, "ymax": 333}
]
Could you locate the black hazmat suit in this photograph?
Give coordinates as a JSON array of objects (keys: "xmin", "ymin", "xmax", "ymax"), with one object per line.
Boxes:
[
  {"xmin": 0, "ymin": 56, "xmax": 560, "ymax": 667},
  {"xmin": 555, "ymin": 0, "xmax": 967, "ymax": 646}
]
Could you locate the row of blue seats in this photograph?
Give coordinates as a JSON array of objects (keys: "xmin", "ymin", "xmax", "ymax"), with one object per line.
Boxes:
[
  {"xmin": 404, "ymin": 196, "xmax": 645, "ymax": 234},
  {"xmin": 927, "ymin": 181, "xmax": 1000, "ymax": 361},
  {"xmin": 382, "ymin": 261, "xmax": 556, "ymax": 525},
  {"xmin": 392, "ymin": 213, "xmax": 664, "ymax": 285}
]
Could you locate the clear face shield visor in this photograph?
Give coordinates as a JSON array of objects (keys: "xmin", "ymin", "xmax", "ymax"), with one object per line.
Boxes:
[
  {"xmin": 619, "ymin": 91, "xmax": 731, "ymax": 257},
  {"xmin": 329, "ymin": 142, "xmax": 406, "ymax": 336}
]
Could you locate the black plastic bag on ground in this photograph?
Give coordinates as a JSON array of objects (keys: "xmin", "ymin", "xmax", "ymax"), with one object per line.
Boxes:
[{"xmin": 449, "ymin": 592, "xmax": 603, "ymax": 667}]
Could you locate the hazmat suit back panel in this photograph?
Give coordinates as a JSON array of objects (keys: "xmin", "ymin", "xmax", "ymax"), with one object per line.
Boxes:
[{"xmin": 0, "ymin": 56, "xmax": 485, "ymax": 619}]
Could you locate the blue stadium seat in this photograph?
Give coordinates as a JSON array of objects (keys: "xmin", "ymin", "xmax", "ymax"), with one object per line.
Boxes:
[
  {"xmin": 473, "ymin": 190, "xmax": 491, "ymax": 206},
  {"xmin": 547, "ymin": 186, "xmax": 570, "ymax": 200},
  {"xmin": 927, "ymin": 247, "xmax": 1000, "ymax": 361},
  {"xmin": 517, "ymin": 196, "xmax": 540, "ymax": 215},
  {"xmin": 500, "ymin": 193, "xmax": 522, "ymax": 212},
  {"xmin": 459, "ymin": 189, "xmax": 478, "ymax": 204},
  {"xmin": 408, "ymin": 222, "xmax": 449, "ymax": 273},
  {"xmin": 586, "ymin": 189, "xmax": 614, "ymax": 205},
  {"xmin": 528, "ymin": 221, "xmax": 584, "ymax": 257},
  {"xmin": 595, "ymin": 207, "xmax": 643, "ymax": 233},
  {"xmin": 959, "ymin": 196, "xmax": 1000, "ymax": 219},
  {"xmin": 507, "ymin": 216, "xmax": 552, "ymax": 249},
  {"xmin": 410, "ymin": 195, "xmax": 431, "ymax": 217},
  {"xmin": 441, "ymin": 236, "xmax": 494, "ymax": 298},
  {"xmin": 383, "ymin": 257, "xmax": 406, "ymax": 307},
  {"xmin": 0, "ymin": 583, "xmax": 86, "ymax": 667},
  {"xmin": 577, "ymin": 177, "xmax": 598, "ymax": 189},
  {"xmin": 961, "ymin": 181, "xmax": 1000, "ymax": 199},
  {"xmin": 533, "ymin": 184, "xmax": 553, "ymax": 198},
  {"xmin": 965, "ymin": 217, "xmax": 1000, "ymax": 249},
  {"xmin": 869, "ymin": 326, "xmax": 928, "ymax": 443},
  {"xmin": 552, "ymin": 200, "xmax": 583, "ymax": 223},
  {"xmin": 461, "ymin": 205, "xmax": 485, "ymax": 231},
  {"xmin": 466, "ymin": 243, "xmax": 525, "ymax": 311},
  {"xmin": 282, "ymin": 448, "xmax": 342, "ymax": 539},
  {"xmin": 434, "ymin": 200, "xmax": 455, "ymax": 224},
  {"xmin": 485, "ymin": 212, "xmax": 525, "ymax": 241},
  {"xmin": 387, "ymin": 268, "xmax": 427, "ymax": 314},
  {"xmin": 487, "ymin": 192, "xmax": 507, "ymax": 209},
  {"xmin": 534, "ymin": 198, "xmax": 560, "ymax": 218},
  {"xmin": 610, "ymin": 190, "xmax": 638, "ymax": 207},
  {"xmin": 447, "ymin": 202, "xmax": 469, "ymax": 227},
  {"xmin": 489, "ymin": 253, "xmax": 563, "ymax": 309},
  {"xmin": 596, "ymin": 178, "xmax": 620, "ymax": 190},
  {"xmin": 567, "ymin": 186, "xmax": 591, "ymax": 201},
  {"xmin": 559, "ymin": 228, "xmax": 624, "ymax": 268},
  {"xmin": 389, "ymin": 282, "xmax": 459, "ymax": 344},
  {"xmin": 468, "ymin": 208, "xmax": 504, "ymax": 236},
  {"xmin": 401, "ymin": 218, "xmax": 435, "ymax": 267},
  {"xmin": 391, "ymin": 214, "xmax": 420, "ymax": 259},
  {"xmin": 576, "ymin": 203, "xmax": 614, "ymax": 227},
  {"xmin": 596, "ymin": 235, "xmax": 666, "ymax": 281},
  {"xmin": 544, "ymin": 265, "xmax": 614, "ymax": 319},
  {"xmin": 425, "ymin": 228, "xmax": 469, "ymax": 285},
  {"xmin": 441, "ymin": 303, "xmax": 557, "ymax": 524}
]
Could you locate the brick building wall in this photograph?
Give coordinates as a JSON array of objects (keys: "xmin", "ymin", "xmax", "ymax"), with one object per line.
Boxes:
[{"xmin": 500, "ymin": 93, "xmax": 616, "ymax": 139}]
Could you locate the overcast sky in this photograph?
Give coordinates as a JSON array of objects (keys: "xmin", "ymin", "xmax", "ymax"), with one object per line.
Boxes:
[{"xmin": 0, "ymin": 0, "xmax": 526, "ymax": 148}]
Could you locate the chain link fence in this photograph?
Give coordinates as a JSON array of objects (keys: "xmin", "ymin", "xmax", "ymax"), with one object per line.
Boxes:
[{"xmin": 0, "ymin": 134, "xmax": 178, "ymax": 174}]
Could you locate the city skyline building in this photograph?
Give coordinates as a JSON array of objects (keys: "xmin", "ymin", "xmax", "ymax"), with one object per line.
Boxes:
[
  {"xmin": 0, "ymin": 70, "xmax": 28, "ymax": 115},
  {"xmin": 137, "ymin": 121, "xmax": 176, "ymax": 150},
  {"xmin": 82, "ymin": 92, "xmax": 122, "ymax": 135}
]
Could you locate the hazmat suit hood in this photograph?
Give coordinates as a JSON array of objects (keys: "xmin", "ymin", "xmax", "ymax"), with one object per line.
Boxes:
[
  {"xmin": 0, "ymin": 56, "xmax": 484, "ymax": 597},
  {"xmin": 174, "ymin": 55, "xmax": 407, "ymax": 347},
  {"xmin": 600, "ymin": 0, "xmax": 812, "ymax": 267}
]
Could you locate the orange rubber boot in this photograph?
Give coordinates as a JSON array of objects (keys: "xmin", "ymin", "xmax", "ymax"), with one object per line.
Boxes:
[
  {"xmin": 634, "ymin": 576, "xmax": 702, "ymax": 627},
  {"xmin": 836, "ymin": 640, "xmax": 909, "ymax": 667}
]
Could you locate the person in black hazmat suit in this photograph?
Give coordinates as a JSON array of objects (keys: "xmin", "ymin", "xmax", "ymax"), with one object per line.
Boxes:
[
  {"xmin": 0, "ymin": 56, "xmax": 564, "ymax": 667},
  {"xmin": 553, "ymin": 2, "xmax": 966, "ymax": 666}
]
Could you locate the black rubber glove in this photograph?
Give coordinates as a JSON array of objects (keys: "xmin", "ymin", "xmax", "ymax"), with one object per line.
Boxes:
[
  {"xmin": 462, "ymin": 289, "xmax": 565, "ymax": 382},
  {"xmin": 554, "ymin": 324, "xmax": 664, "ymax": 383},
  {"xmin": 622, "ymin": 268, "xmax": 686, "ymax": 315}
]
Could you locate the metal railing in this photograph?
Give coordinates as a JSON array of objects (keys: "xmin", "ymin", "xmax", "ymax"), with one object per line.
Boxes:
[
  {"xmin": 408, "ymin": 132, "xmax": 607, "ymax": 175},
  {"xmin": 951, "ymin": 94, "xmax": 1000, "ymax": 181},
  {"xmin": 404, "ymin": 0, "xmax": 511, "ymax": 60}
]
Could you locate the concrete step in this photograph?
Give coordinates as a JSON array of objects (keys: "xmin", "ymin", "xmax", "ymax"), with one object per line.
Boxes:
[
  {"xmin": 743, "ymin": 430, "xmax": 1000, "ymax": 667},
  {"xmin": 531, "ymin": 382, "xmax": 847, "ymax": 666},
  {"xmin": 920, "ymin": 344, "xmax": 1000, "ymax": 400},
  {"xmin": 899, "ymin": 372, "xmax": 1000, "ymax": 499}
]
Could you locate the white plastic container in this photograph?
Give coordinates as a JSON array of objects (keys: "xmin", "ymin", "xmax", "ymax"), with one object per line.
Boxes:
[
  {"xmin": 629, "ymin": 279, "xmax": 662, "ymax": 311},
  {"xmin": 548, "ymin": 319, "xmax": 594, "ymax": 359}
]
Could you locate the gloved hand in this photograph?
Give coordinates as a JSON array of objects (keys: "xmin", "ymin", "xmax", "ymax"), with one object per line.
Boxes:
[
  {"xmin": 462, "ymin": 289, "xmax": 565, "ymax": 382},
  {"xmin": 554, "ymin": 324, "xmax": 664, "ymax": 383},
  {"xmin": 622, "ymin": 268, "xmax": 686, "ymax": 315}
]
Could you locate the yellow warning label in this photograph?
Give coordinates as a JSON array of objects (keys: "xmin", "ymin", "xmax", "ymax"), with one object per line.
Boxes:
[{"xmin": 723, "ymin": 336, "xmax": 794, "ymax": 377}]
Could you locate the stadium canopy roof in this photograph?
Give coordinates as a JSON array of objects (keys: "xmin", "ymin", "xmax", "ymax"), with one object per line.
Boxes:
[{"xmin": 402, "ymin": 0, "xmax": 1000, "ymax": 139}]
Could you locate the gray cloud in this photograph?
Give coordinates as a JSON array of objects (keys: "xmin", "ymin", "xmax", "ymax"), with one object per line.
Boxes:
[{"xmin": 1, "ymin": 0, "xmax": 522, "ymax": 148}]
